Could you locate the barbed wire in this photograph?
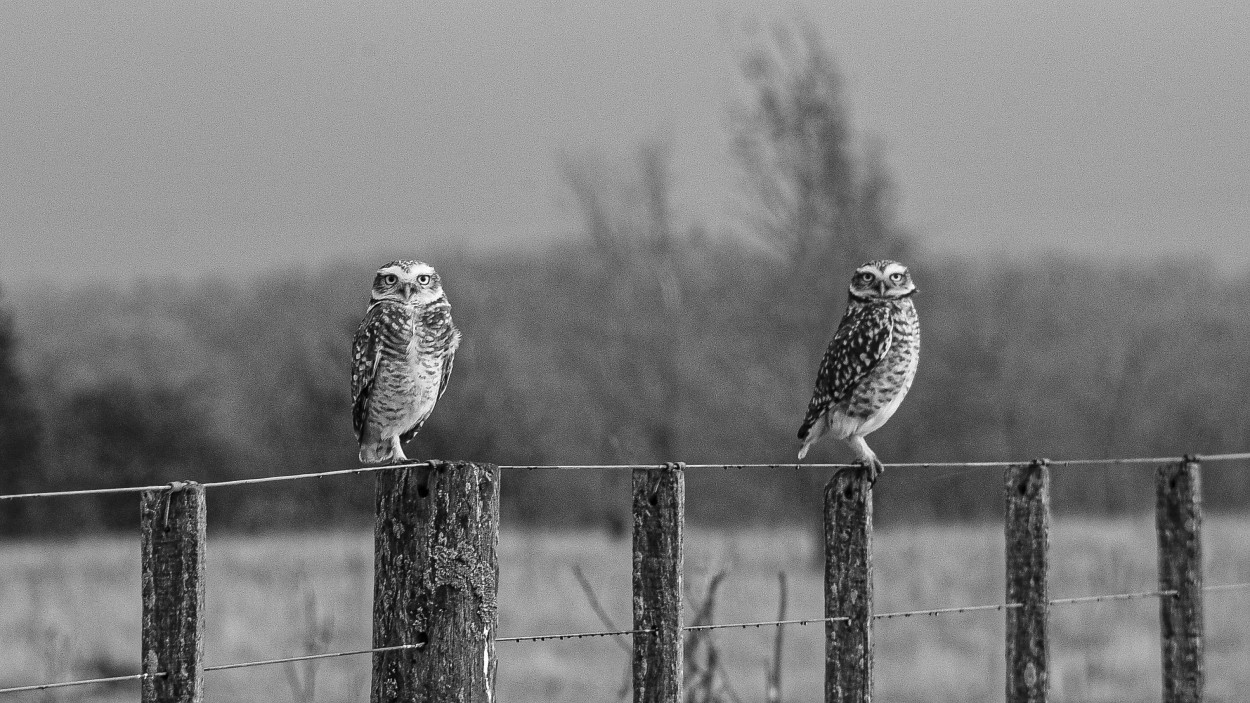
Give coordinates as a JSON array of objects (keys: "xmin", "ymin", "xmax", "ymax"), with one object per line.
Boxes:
[
  {"xmin": 497, "ymin": 628, "xmax": 649, "ymax": 643},
  {"xmin": 203, "ymin": 642, "xmax": 425, "ymax": 672},
  {"xmin": 871, "ymin": 583, "xmax": 1250, "ymax": 622},
  {"xmin": 4, "ymin": 452, "xmax": 1250, "ymax": 501},
  {"xmin": 5, "ymin": 582, "xmax": 1249, "ymax": 696},
  {"xmin": 874, "ymin": 602, "xmax": 1022, "ymax": 619},
  {"xmin": 685, "ymin": 616, "xmax": 848, "ymax": 631}
]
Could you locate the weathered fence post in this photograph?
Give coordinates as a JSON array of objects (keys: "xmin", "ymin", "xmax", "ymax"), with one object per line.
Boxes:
[
  {"xmin": 371, "ymin": 461, "xmax": 500, "ymax": 703},
  {"xmin": 633, "ymin": 462, "xmax": 684, "ymax": 703},
  {"xmin": 825, "ymin": 468, "xmax": 873, "ymax": 703},
  {"xmin": 141, "ymin": 482, "xmax": 206, "ymax": 703},
  {"xmin": 1157, "ymin": 458, "xmax": 1203, "ymax": 702},
  {"xmin": 1005, "ymin": 459, "xmax": 1049, "ymax": 703}
]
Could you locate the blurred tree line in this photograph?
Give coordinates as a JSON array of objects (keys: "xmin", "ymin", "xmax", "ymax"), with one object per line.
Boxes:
[{"xmin": 2, "ymin": 21, "xmax": 1249, "ymax": 534}]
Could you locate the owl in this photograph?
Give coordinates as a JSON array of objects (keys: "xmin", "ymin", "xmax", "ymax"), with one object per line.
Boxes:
[
  {"xmin": 797, "ymin": 259, "xmax": 920, "ymax": 482},
  {"xmin": 351, "ymin": 260, "xmax": 461, "ymax": 464}
]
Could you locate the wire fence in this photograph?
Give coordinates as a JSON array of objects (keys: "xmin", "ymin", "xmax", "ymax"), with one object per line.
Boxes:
[
  {"xmin": 2, "ymin": 452, "xmax": 1249, "ymax": 696},
  {"xmin": 4, "ymin": 582, "xmax": 1249, "ymax": 696}
]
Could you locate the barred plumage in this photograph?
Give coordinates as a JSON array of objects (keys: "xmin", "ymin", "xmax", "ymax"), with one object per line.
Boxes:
[
  {"xmin": 351, "ymin": 260, "xmax": 460, "ymax": 464},
  {"xmin": 797, "ymin": 259, "xmax": 920, "ymax": 481}
]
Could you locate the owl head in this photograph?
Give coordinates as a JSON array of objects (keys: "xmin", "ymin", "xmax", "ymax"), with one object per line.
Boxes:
[
  {"xmin": 370, "ymin": 260, "xmax": 446, "ymax": 307},
  {"xmin": 848, "ymin": 259, "xmax": 916, "ymax": 300}
]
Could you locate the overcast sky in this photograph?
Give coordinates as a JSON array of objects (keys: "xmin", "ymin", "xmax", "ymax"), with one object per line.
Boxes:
[{"xmin": 3, "ymin": 0, "xmax": 1249, "ymax": 286}]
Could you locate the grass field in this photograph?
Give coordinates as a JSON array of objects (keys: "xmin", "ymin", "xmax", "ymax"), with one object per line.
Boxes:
[{"xmin": 2, "ymin": 516, "xmax": 1248, "ymax": 702}]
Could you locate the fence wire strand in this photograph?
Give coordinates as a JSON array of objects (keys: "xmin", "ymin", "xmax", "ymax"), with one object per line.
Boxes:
[
  {"xmin": 4, "ymin": 452, "xmax": 1250, "ymax": 501},
  {"xmin": 497, "ymin": 628, "xmax": 649, "ymax": 643},
  {"xmin": 4, "ymin": 583, "xmax": 1249, "ymax": 695},
  {"xmin": 684, "ymin": 616, "xmax": 848, "ymax": 631},
  {"xmin": 203, "ymin": 642, "xmax": 425, "ymax": 672},
  {"xmin": 0, "ymin": 672, "xmax": 160, "ymax": 695}
]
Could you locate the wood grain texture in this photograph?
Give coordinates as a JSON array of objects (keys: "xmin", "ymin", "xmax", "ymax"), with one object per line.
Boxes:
[
  {"xmin": 141, "ymin": 483, "xmax": 206, "ymax": 703},
  {"xmin": 1005, "ymin": 461, "xmax": 1049, "ymax": 703},
  {"xmin": 1157, "ymin": 460, "xmax": 1204, "ymax": 703},
  {"xmin": 371, "ymin": 461, "xmax": 499, "ymax": 703},
  {"xmin": 632, "ymin": 464, "xmax": 684, "ymax": 703},
  {"xmin": 824, "ymin": 469, "xmax": 873, "ymax": 703}
]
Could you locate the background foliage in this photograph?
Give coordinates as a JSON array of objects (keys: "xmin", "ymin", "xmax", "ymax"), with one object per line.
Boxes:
[{"xmin": 3, "ymin": 21, "xmax": 1248, "ymax": 533}]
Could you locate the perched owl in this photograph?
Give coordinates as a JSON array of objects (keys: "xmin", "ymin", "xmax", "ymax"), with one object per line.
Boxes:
[
  {"xmin": 797, "ymin": 259, "xmax": 920, "ymax": 482},
  {"xmin": 351, "ymin": 261, "xmax": 461, "ymax": 464}
]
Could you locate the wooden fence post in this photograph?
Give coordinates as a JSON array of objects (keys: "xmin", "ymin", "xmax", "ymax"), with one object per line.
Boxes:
[
  {"xmin": 371, "ymin": 461, "xmax": 500, "ymax": 703},
  {"xmin": 632, "ymin": 463, "xmax": 684, "ymax": 703},
  {"xmin": 141, "ymin": 482, "xmax": 206, "ymax": 703},
  {"xmin": 1005, "ymin": 460, "xmax": 1049, "ymax": 703},
  {"xmin": 1157, "ymin": 458, "xmax": 1203, "ymax": 702},
  {"xmin": 824, "ymin": 468, "xmax": 873, "ymax": 703}
]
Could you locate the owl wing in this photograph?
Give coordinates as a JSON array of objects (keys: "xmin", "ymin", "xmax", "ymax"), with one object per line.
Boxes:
[
  {"xmin": 797, "ymin": 305, "xmax": 894, "ymax": 441},
  {"xmin": 350, "ymin": 313, "xmax": 382, "ymax": 442},
  {"xmin": 437, "ymin": 329, "xmax": 461, "ymax": 400},
  {"xmin": 351, "ymin": 303, "xmax": 409, "ymax": 441}
]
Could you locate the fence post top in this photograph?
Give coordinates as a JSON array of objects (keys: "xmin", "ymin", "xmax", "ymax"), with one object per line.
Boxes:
[{"xmin": 163, "ymin": 481, "xmax": 200, "ymax": 493}]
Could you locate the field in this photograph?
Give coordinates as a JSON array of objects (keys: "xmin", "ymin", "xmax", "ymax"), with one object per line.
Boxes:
[{"xmin": 2, "ymin": 516, "xmax": 1248, "ymax": 702}]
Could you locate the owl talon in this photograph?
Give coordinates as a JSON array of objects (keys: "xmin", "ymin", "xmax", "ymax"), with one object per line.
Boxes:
[{"xmin": 862, "ymin": 458, "xmax": 884, "ymax": 486}]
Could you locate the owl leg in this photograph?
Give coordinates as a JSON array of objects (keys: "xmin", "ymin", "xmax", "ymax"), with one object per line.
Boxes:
[
  {"xmin": 389, "ymin": 434, "xmax": 408, "ymax": 463},
  {"xmin": 844, "ymin": 435, "xmax": 884, "ymax": 484}
]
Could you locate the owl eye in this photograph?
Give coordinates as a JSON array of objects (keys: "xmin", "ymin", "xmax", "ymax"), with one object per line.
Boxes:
[
  {"xmin": 382, "ymin": 274, "xmax": 398, "ymax": 286},
  {"xmin": 889, "ymin": 272, "xmax": 906, "ymax": 283},
  {"xmin": 416, "ymin": 274, "xmax": 432, "ymax": 286},
  {"xmin": 854, "ymin": 272, "xmax": 874, "ymax": 285}
]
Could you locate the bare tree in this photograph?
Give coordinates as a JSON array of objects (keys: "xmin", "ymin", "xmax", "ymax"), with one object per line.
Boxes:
[
  {"xmin": 560, "ymin": 138, "xmax": 698, "ymax": 463},
  {"xmin": 734, "ymin": 19, "xmax": 910, "ymax": 310}
]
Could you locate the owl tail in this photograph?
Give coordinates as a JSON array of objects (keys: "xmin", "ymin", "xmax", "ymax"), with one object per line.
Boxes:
[
  {"xmin": 359, "ymin": 428, "xmax": 404, "ymax": 465},
  {"xmin": 797, "ymin": 418, "xmax": 826, "ymax": 460},
  {"xmin": 359, "ymin": 442, "xmax": 393, "ymax": 465},
  {"xmin": 360, "ymin": 430, "xmax": 412, "ymax": 462}
]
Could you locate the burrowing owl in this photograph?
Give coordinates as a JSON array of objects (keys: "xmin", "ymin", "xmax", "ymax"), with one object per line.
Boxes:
[
  {"xmin": 797, "ymin": 259, "xmax": 919, "ymax": 481},
  {"xmin": 351, "ymin": 260, "xmax": 461, "ymax": 464}
]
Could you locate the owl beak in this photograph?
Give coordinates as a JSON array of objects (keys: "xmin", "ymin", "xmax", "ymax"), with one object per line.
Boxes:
[
  {"xmin": 876, "ymin": 281, "xmax": 888, "ymax": 295},
  {"xmin": 401, "ymin": 283, "xmax": 417, "ymax": 301}
]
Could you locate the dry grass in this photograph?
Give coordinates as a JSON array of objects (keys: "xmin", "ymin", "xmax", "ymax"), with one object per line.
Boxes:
[{"xmin": 1, "ymin": 516, "xmax": 1247, "ymax": 702}]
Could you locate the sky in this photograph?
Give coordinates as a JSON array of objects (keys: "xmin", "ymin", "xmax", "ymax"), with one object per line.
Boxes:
[{"xmin": 3, "ymin": 0, "xmax": 1249, "ymax": 286}]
